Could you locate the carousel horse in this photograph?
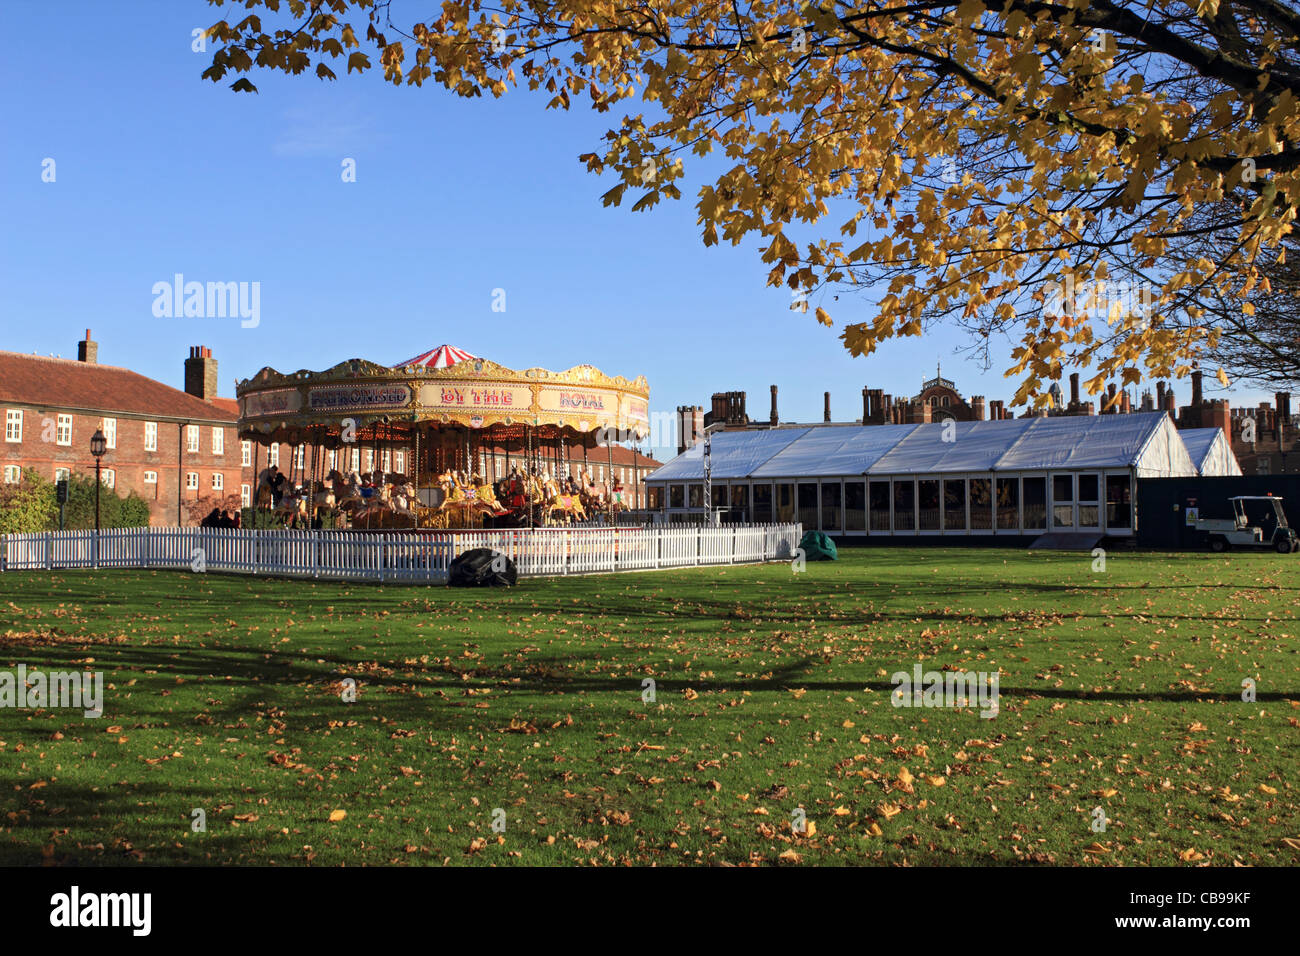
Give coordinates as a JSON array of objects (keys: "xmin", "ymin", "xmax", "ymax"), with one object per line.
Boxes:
[
  {"xmin": 542, "ymin": 475, "xmax": 587, "ymax": 525},
  {"xmin": 433, "ymin": 470, "xmax": 498, "ymax": 528}
]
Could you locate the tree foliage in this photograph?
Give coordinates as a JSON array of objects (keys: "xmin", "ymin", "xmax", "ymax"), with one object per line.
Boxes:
[
  {"xmin": 203, "ymin": 0, "xmax": 1300, "ymax": 405},
  {"xmin": 0, "ymin": 470, "xmax": 151, "ymax": 534}
]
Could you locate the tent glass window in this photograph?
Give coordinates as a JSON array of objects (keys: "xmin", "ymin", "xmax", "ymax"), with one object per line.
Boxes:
[
  {"xmin": 669, "ymin": 484, "xmax": 685, "ymax": 508},
  {"xmin": 868, "ymin": 481, "xmax": 891, "ymax": 531},
  {"xmin": 775, "ymin": 483, "xmax": 796, "ymax": 522},
  {"xmin": 996, "ymin": 477, "xmax": 1020, "ymax": 530},
  {"xmin": 943, "ymin": 479, "xmax": 966, "ymax": 530},
  {"xmin": 1105, "ymin": 475, "xmax": 1131, "ymax": 529},
  {"xmin": 647, "ymin": 486, "xmax": 662, "ymax": 510},
  {"xmin": 821, "ymin": 482, "xmax": 842, "ymax": 531},
  {"xmin": 1023, "ymin": 477, "xmax": 1047, "ymax": 530},
  {"xmin": 752, "ymin": 484, "xmax": 772, "ymax": 522},
  {"xmin": 712, "ymin": 484, "xmax": 729, "ymax": 508},
  {"xmin": 1077, "ymin": 474, "xmax": 1100, "ymax": 527},
  {"xmin": 918, "ymin": 479, "xmax": 941, "ymax": 530},
  {"xmin": 1052, "ymin": 474, "xmax": 1075, "ymax": 527},
  {"xmin": 893, "ymin": 479, "xmax": 916, "ymax": 531},
  {"xmin": 730, "ymin": 484, "xmax": 749, "ymax": 518},
  {"xmin": 969, "ymin": 478, "xmax": 993, "ymax": 530},
  {"xmin": 798, "ymin": 483, "xmax": 818, "ymax": 529},
  {"xmin": 688, "ymin": 484, "xmax": 703, "ymax": 508},
  {"xmin": 844, "ymin": 481, "xmax": 866, "ymax": 532}
]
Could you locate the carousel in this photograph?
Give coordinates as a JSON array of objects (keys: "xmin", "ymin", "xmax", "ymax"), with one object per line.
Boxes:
[{"xmin": 235, "ymin": 345, "xmax": 650, "ymax": 529}]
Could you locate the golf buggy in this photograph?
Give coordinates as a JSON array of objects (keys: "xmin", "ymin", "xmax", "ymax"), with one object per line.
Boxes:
[{"xmin": 1193, "ymin": 496, "xmax": 1298, "ymax": 554}]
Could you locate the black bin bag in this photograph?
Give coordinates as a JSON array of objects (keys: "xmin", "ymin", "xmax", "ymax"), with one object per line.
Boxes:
[{"xmin": 448, "ymin": 548, "xmax": 518, "ymax": 587}]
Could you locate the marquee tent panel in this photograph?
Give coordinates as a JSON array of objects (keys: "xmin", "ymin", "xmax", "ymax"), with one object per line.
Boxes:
[
  {"xmin": 867, "ymin": 418, "xmax": 1038, "ymax": 474},
  {"xmin": 750, "ymin": 423, "xmax": 918, "ymax": 477},
  {"xmin": 647, "ymin": 412, "xmax": 1203, "ymax": 483},
  {"xmin": 1180, "ymin": 427, "xmax": 1243, "ymax": 476},
  {"xmin": 1128, "ymin": 414, "xmax": 1200, "ymax": 478},
  {"xmin": 647, "ymin": 427, "xmax": 810, "ymax": 482}
]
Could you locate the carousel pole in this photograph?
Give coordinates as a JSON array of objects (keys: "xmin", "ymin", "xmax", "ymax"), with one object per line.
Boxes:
[
  {"xmin": 607, "ymin": 435, "xmax": 615, "ymax": 521},
  {"xmin": 526, "ymin": 425, "xmax": 534, "ymax": 530}
]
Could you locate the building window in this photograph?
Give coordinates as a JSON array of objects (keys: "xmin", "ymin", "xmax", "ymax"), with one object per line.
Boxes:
[
  {"xmin": 394, "ymin": 451, "xmax": 404, "ymax": 473},
  {"xmin": 56, "ymin": 414, "xmax": 73, "ymax": 446},
  {"xmin": 4, "ymin": 409, "xmax": 20, "ymax": 443},
  {"xmin": 241, "ymin": 440, "xmax": 251, "ymax": 467},
  {"xmin": 269, "ymin": 443, "xmax": 280, "ymax": 467},
  {"xmin": 3, "ymin": 465, "xmax": 20, "ymax": 484},
  {"xmin": 212, "ymin": 428, "xmax": 224, "ymax": 455},
  {"xmin": 101, "ymin": 469, "xmax": 115, "ymax": 489},
  {"xmin": 295, "ymin": 445, "xmax": 305, "ymax": 470},
  {"xmin": 186, "ymin": 472, "xmax": 198, "ymax": 490},
  {"xmin": 350, "ymin": 449, "xmax": 360, "ymax": 473},
  {"xmin": 212, "ymin": 473, "xmax": 224, "ymax": 491},
  {"xmin": 381, "ymin": 449, "xmax": 391, "ymax": 473},
  {"xmin": 365, "ymin": 450, "xmax": 374, "ymax": 473},
  {"xmin": 103, "ymin": 418, "xmax": 117, "ymax": 449},
  {"xmin": 187, "ymin": 425, "xmax": 199, "ymax": 453},
  {"xmin": 145, "ymin": 421, "xmax": 158, "ymax": 452},
  {"xmin": 55, "ymin": 467, "xmax": 70, "ymax": 482},
  {"xmin": 241, "ymin": 483, "xmax": 251, "ymax": 507},
  {"xmin": 144, "ymin": 471, "xmax": 158, "ymax": 484}
]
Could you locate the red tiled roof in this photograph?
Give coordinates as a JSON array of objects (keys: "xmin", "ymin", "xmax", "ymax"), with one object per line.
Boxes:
[{"xmin": 0, "ymin": 351, "xmax": 237, "ymax": 423}]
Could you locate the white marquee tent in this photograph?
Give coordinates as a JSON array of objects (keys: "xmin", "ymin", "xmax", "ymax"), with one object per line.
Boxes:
[
  {"xmin": 647, "ymin": 412, "xmax": 1203, "ymax": 537},
  {"xmin": 1179, "ymin": 427, "xmax": 1243, "ymax": 477}
]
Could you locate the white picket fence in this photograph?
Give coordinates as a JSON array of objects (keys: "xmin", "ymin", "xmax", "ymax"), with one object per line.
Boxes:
[{"xmin": 0, "ymin": 524, "xmax": 802, "ymax": 583}]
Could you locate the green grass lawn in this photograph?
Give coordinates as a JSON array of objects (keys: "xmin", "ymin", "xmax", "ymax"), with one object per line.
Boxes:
[{"xmin": 1, "ymin": 547, "xmax": 1297, "ymax": 866}]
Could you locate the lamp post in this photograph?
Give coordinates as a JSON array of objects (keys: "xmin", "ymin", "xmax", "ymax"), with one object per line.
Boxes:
[{"xmin": 90, "ymin": 427, "xmax": 107, "ymax": 566}]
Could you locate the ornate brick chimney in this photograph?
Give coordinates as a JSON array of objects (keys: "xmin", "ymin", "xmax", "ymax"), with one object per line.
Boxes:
[
  {"xmin": 769, "ymin": 385, "xmax": 779, "ymax": 425},
  {"xmin": 824, "ymin": 392, "xmax": 832, "ymax": 423}
]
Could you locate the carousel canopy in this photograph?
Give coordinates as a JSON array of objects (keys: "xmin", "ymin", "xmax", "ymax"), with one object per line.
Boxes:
[
  {"xmin": 397, "ymin": 344, "xmax": 477, "ymax": 369},
  {"xmin": 235, "ymin": 350, "xmax": 650, "ymax": 443}
]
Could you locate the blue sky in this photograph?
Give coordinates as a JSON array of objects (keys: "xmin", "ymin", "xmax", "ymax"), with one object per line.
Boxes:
[{"xmin": 0, "ymin": 1, "xmax": 1276, "ymax": 461}]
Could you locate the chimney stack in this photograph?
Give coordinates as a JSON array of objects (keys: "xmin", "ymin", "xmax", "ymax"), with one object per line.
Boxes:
[
  {"xmin": 184, "ymin": 345, "xmax": 218, "ymax": 401},
  {"xmin": 1192, "ymin": 369, "xmax": 1203, "ymax": 407},
  {"xmin": 1275, "ymin": 391, "xmax": 1292, "ymax": 434},
  {"xmin": 824, "ymin": 391, "xmax": 832, "ymax": 423},
  {"xmin": 1105, "ymin": 382, "xmax": 1118, "ymax": 413},
  {"xmin": 770, "ymin": 385, "xmax": 779, "ymax": 425},
  {"xmin": 862, "ymin": 387, "xmax": 871, "ymax": 425},
  {"xmin": 676, "ymin": 405, "xmax": 703, "ymax": 455},
  {"xmin": 971, "ymin": 395, "xmax": 986, "ymax": 421},
  {"xmin": 77, "ymin": 329, "xmax": 98, "ymax": 364},
  {"xmin": 1069, "ymin": 372, "xmax": 1080, "ymax": 407},
  {"xmin": 1156, "ymin": 381, "xmax": 1166, "ymax": 410}
]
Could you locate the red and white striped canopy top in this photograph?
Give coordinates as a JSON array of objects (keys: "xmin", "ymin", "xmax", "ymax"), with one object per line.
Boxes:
[{"xmin": 394, "ymin": 344, "xmax": 478, "ymax": 369}]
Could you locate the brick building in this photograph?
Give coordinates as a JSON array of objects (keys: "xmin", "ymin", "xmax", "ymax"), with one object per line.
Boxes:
[{"xmin": 1, "ymin": 332, "xmax": 244, "ymax": 526}]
